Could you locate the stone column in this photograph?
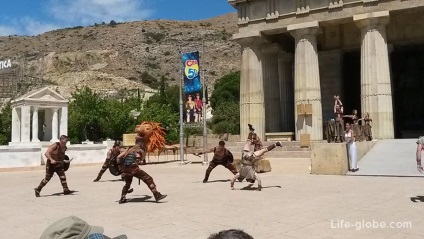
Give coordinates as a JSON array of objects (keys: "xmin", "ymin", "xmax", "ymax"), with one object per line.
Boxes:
[
  {"xmin": 354, "ymin": 11, "xmax": 394, "ymax": 139},
  {"xmin": 288, "ymin": 21, "xmax": 323, "ymax": 140},
  {"xmin": 239, "ymin": 44, "xmax": 250, "ymax": 141},
  {"xmin": 50, "ymin": 108, "xmax": 59, "ymax": 142},
  {"xmin": 11, "ymin": 107, "xmax": 20, "ymax": 142},
  {"xmin": 278, "ymin": 53, "xmax": 295, "ymax": 132},
  {"xmin": 32, "ymin": 107, "xmax": 40, "ymax": 142},
  {"xmin": 60, "ymin": 106, "xmax": 68, "ymax": 136},
  {"xmin": 238, "ymin": 37, "xmax": 266, "ymax": 140},
  {"xmin": 262, "ymin": 43, "xmax": 282, "ymax": 133},
  {"xmin": 20, "ymin": 105, "xmax": 31, "ymax": 143}
]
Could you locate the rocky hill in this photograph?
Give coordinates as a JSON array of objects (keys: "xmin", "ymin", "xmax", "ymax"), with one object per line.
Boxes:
[{"xmin": 0, "ymin": 13, "xmax": 240, "ymax": 98}]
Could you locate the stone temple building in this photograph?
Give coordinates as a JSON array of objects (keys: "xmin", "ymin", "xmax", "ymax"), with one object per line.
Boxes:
[{"xmin": 228, "ymin": 0, "xmax": 424, "ymax": 141}]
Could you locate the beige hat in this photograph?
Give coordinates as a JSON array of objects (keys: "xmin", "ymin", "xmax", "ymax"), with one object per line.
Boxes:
[{"xmin": 40, "ymin": 216, "xmax": 127, "ymax": 239}]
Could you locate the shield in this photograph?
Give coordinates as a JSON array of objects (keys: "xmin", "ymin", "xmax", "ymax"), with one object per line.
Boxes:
[
  {"xmin": 63, "ymin": 155, "xmax": 71, "ymax": 171},
  {"xmin": 225, "ymin": 151, "xmax": 234, "ymax": 164},
  {"xmin": 108, "ymin": 157, "xmax": 122, "ymax": 176}
]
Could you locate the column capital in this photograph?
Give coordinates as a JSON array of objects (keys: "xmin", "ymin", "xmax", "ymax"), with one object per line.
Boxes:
[
  {"xmin": 228, "ymin": 0, "xmax": 246, "ymax": 7},
  {"xmin": 234, "ymin": 35, "xmax": 269, "ymax": 48},
  {"xmin": 287, "ymin": 21, "xmax": 321, "ymax": 39},
  {"xmin": 354, "ymin": 11, "xmax": 390, "ymax": 29},
  {"xmin": 32, "ymin": 106, "xmax": 39, "ymax": 112},
  {"xmin": 52, "ymin": 108, "xmax": 59, "ymax": 113}
]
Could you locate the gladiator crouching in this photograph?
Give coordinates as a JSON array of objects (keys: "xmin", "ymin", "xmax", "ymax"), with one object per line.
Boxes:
[
  {"xmin": 195, "ymin": 140, "xmax": 238, "ymax": 183},
  {"xmin": 93, "ymin": 142, "xmax": 122, "ymax": 182}
]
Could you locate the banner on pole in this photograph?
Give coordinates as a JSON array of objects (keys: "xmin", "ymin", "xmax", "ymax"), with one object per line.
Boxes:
[{"xmin": 182, "ymin": 51, "xmax": 203, "ymax": 123}]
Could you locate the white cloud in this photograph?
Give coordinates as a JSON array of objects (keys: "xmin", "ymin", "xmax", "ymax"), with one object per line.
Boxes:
[
  {"xmin": 20, "ymin": 18, "xmax": 62, "ymax": 36},
  {"xmin": 0, "ymin": 18, "xmax": 62, "ymax": 36},
  {"xmin": 0, "ymin": 25, "xmax": 20, "ymax": 36},
  {"xmin": 49, "ymin": 0, "xmax": 154, "ymax": 25},
  {"xmin": 0, "ymin": 0, "xmax": 154, "ymax": 36}
]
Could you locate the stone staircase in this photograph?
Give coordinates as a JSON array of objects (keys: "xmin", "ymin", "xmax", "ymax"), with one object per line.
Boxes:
[
  {"xmin": 186, "ymin": 135, "xmax": 311, "ymax": 159},
  {"xmin": 224, "ymin": 141, "xmax": 311, "ymax": 159}
]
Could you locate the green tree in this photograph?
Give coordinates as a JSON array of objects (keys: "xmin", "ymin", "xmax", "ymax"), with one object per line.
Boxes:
[
  {"xmin": 68, "ymin": 87, "xmax": 107, "ymax": 143},
  {"xmin": 209, "ymin": 71, "xmax": 240, "ymax": 110},
  {"xmin": 101, "ymin": 98, "xmax": 139, "ymax": 141},
  {"xmin": 210, "ymin": 102, "xmax": 240, "ymax": 134},
  {"xmin": 147, "ymin": 84, "xmax": 180, "ymax": 113},
  {"xmin": 209, "ymin": 72, "xmax": 240, "ymax": 135},
  {"xmin": 0, "ymin": 101, "xmax": 12, "ymax": 145}
]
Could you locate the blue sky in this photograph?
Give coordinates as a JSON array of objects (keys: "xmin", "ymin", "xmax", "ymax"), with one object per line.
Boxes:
[{"xmin": 0, "ymin": 0, "xmax": 235, "ymax": 36}]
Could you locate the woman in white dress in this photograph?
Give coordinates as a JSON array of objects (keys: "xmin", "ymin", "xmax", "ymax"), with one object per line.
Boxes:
[{"xmin": 345, "ymin": 123, "xmax": 358, "ymax": 172}]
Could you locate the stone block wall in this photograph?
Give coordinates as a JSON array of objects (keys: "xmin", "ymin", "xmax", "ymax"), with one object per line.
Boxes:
[
  {"xmin": 311, "ymin": 140, "xmax": 377, "ymax": 175},
  {"xmin": 0, "ymin": 146, "xmax": 41, "ymax": 168}
]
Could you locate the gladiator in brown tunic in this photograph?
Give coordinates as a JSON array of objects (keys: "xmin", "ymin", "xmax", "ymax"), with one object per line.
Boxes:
[
  {"xmin": 93, "ymin": 142, "xmax": 121, "ymax": 182},
  {"xmin": 34, "ymin": 135, "xmax": 72, "ymax": 197},
  {"xmin": 361, "ymin": 112, "xmax": 373, "ymax": 141},
  {"xmin": 247, "ymin": 124, "xmax": 263, "ymax": 151},
  {"xmin": 116, "ymin": 138, "xmax": 167, "ymax": 204},
  {"xmin": 195, "ymin": 140, "xmax": 238, "ymax": 183}
]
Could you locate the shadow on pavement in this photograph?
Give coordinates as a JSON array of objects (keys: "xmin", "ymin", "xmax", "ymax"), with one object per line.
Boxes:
[
  {"xmin": 125, "ymin": 195, "xmax": 159, "ymax": 203},
  {"xmin": 42, "ymin": 190, "xmax": 79, "ymax": 197},
  {"xmin": 240, "ymin": 185, "xmax": 282, "ymax": 191},
  {"xmin": 410, "ymin": 196, "xmax": 424, "ymax": 203},
  {"xmin": 103, "ymin": 179, "xmax": 123, "ymax": 182},
  {"xmin": 207, "ymin": 179, "xmax": 230, "ymax": 183},
  {"xmin": 129, "ymin": 195, "xmax": 151, "ymax": 202}
]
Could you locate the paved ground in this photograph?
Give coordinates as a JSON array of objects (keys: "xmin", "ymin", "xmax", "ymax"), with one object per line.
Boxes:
[
  {"xmin": 347, "ymin": 139, "xmax": 424, "ymax": 177},
  {"xmin": 2, "ymin": 157, "xmax": 424, "ymax": 239}
]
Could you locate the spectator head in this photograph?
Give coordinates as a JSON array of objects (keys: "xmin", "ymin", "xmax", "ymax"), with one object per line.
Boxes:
[
  {"xmin": 40, "ymin": 216, "xmax": 127, "ymax": 239},
  {"xmin": 208, "ymin": 229, "xmax": 254, "ymax": 239}
]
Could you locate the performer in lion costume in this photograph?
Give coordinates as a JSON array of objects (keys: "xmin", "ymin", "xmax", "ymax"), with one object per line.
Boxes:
[{"xmin": 134, "ymin": 121, "xmax": 166, "ymax": 153}]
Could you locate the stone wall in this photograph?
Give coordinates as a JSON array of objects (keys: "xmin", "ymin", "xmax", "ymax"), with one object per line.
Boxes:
[
  {"xmin": 187, "ymin": 134, "xmax": 241, "ymax": 148},
  {"xmin": 0, "ymin": 146, "xmax": 41, "ymax": 168},
  {"xmin": 311, "ymin": 140, "xmax": 377, "ymax": 175},
  {"xmin": 0, "ymin": 140, "xmax": 114, "ymax": 169}
]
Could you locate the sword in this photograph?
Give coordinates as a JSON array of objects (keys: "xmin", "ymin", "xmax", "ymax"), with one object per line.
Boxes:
[{"xmin": 63, "ymin": 158, "xmax": 74, "ymax": 163}]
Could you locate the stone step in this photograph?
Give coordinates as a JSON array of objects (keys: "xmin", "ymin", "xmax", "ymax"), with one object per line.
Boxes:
[
  {"xmin": 231, "ymin": 151, "xmax": 311, "ymax": 159},
  {"xmin": 224, "ymin": 145, "xmax": 310, "ymax": 152}
]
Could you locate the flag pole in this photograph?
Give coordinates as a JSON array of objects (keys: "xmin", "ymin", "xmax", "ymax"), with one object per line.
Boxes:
[
  {"xmin": 179, "ymin": 47, "xmax": 185, "ymax": 165},
  {"xmin": 201, "ymin": 43, "xmax": 208, "ymax": 165}
]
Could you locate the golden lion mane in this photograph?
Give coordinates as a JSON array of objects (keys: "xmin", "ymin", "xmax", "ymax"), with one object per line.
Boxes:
[{"xmin": 135, "ymin": 121, "xmax": 166, "ymax": 153}]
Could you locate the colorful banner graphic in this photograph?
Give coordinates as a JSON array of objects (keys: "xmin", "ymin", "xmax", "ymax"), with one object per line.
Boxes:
[{"xmin": 182, "ymin": 51, "xmax": 203, "ymax": 123}]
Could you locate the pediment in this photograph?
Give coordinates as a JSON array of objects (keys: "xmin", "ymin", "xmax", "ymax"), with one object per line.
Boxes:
[{"xmin": 13, "ymin": 87, "xmax": 67, "ymax": 103}]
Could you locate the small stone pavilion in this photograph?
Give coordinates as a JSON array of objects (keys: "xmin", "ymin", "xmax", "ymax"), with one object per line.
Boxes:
[{"xmin": 9, "ymin": 87, "xmax": 68, "ymax": 145}]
